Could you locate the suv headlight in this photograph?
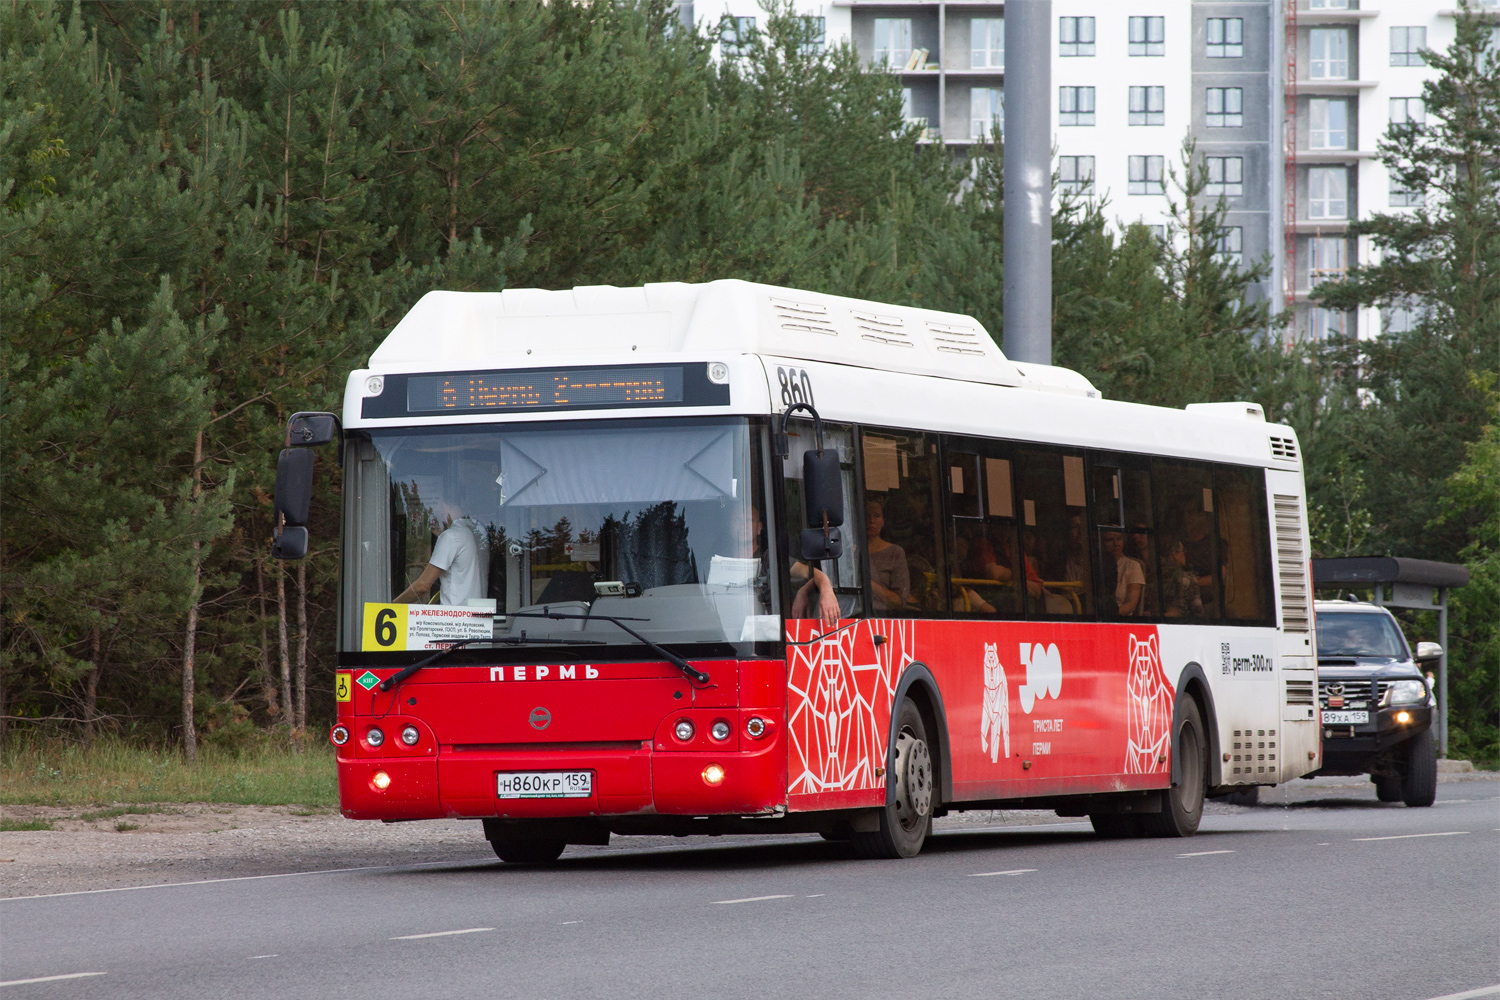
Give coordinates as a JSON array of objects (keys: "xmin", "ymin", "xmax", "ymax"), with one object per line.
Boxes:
[{"xmin": 1385, "ymin": 680, "xmax": 1427, "ymax": 706}]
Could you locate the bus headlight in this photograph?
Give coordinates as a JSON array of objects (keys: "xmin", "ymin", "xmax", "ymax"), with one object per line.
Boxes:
[
  {"xmin": 1387, "ymin": 680, "xmax": 1427, "ymax": 706},
  {"xmin": 400, "ymin": 725, "xmax": 420, "ymax": 746},
  {"xmin": 371, "ymin": 770, "xmax": 391, "ymax": 791},
  {"xmin": 710, "ymin": 720, "xmax": 731, "ymax": 742},
  {"xmin": 702, "ymin": 764, "xmax": 725, "ymax": 786},
  {"xmin": 365, "ymin": 726, "xmax": 385, "ymax": 748},
  {"xmin": 674, "ymin": 719, "xmax": 695, "ymax": 742}
]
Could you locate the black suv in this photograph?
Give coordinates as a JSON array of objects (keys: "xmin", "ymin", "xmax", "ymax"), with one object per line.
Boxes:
[{"xmin": 1310, "ymin": 600, "xmax": 1441, "ymax": 807}]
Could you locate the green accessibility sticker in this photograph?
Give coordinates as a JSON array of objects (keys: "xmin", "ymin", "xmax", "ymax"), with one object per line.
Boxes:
[{"xmin": 356, "ymin": 670, "xmax": 381, "ymax": 691}]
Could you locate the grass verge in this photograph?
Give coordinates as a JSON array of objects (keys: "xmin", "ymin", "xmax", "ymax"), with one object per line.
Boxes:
[{"xmin": 0, "ymin": 736, "xmax": 337, "ymax": 808}]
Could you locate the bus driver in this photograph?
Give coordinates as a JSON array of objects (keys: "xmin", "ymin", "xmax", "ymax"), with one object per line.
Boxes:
[{"xmin": 394, "ymin": 496, "xmax": 490, "ymax": 606}]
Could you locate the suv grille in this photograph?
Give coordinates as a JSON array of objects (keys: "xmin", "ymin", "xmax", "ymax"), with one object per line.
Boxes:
[{"xmin": 1320, "ymin": 679, "xmax": 1375, "ymax": 710}]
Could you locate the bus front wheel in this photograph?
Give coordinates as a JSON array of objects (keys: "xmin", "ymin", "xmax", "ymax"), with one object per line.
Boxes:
[
  {"xmin": 853, "ymin": 699, "xmax": 933, "ymax": 859},
  {"xmin": 1139, "ymin": 697, "xmax": 1207, "ymax": 838}
]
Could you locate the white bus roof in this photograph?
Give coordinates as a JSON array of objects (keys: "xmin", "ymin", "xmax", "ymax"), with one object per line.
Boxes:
[{"xmin": 369, "ymin": 278, "xmax": 1098, "ymax": 397}]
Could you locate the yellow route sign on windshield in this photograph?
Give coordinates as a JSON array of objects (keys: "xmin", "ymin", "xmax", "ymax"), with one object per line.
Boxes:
[{"xmin": 362, "ymin": 603, "xmax": 492, "ymax": 651}]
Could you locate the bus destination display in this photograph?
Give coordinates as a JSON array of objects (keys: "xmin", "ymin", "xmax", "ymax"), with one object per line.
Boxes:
[{"xmin": 407, "ymin": 366, "xmax": 685, "ymax": 414}]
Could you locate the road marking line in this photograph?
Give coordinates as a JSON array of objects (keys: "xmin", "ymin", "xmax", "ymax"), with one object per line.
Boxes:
[
  {"xmin": 711, "ymin": 894, "xmax": 793, "ymax": 905},
  {"xmin": 247, "ymin": 955, "xmax": 279, "ymax": 960},
  {"xmin": 805, "ymin": 894, "xmax": 825, "ymax": 897},
  {"xmin": 0, "ymin": 864, "xmax": 397, "ymax": 902},
  {"xmin": 1177, "ymin": 850, "xmax": 1235, "ymax": 857},
  {"xmin": 1418, "ymin": 984, "xmax": 1500, "ymax": 1000},
  {"xmin": 0, "ymin": 973, "xmax": 106, "ymax": 987},
  {"xmin": 391, "ymin": 927, "xmax": 493, "ymax": 941},
  {"xmin": 968, "ymin": 869, "xmax": 1038, "ymax": 877},
  {"xmin": 1316, "ymin": 843, "xmax": 1331, "ymax": 846},
  {"xmin": 560, "ymin": 921, "xmax": 582, "ymax": 925},
  {"xmin": 1352, "ymin": 831, "xmax": 1469, "ymax": 842}
]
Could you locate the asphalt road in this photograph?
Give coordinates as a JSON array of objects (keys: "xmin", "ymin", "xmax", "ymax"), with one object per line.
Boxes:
[{"xmin": 3, "ymin": 780, "xmax": 1496, "ymax": 1000}]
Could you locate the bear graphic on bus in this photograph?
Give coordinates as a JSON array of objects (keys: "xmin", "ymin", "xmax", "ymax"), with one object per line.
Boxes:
[{"xmin": 980, "ymin": 642, "xmax": 1010, "ymax": 763}]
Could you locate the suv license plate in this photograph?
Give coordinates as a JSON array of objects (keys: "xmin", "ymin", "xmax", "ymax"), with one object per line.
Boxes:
[
  {"xmin": 497, "ymin": 771, "xmax": 592, "ymax": 799},
  {"xmin": 1321, "ymin": 710, "xmax": 1368, "ymax": 725}
]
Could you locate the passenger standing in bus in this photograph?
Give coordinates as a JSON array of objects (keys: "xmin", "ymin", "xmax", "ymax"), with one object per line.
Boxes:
[
  {"xmin": 865, "ymin": 500, "xmax": 911, "ymax": 611},
  {"xmin": 1161, "ymin": 539, "xmax": 1204, "ymax": 617},
  {"xmin": 1101, "ymin": 529, "xmax": 1145, "ymax": 616},
  {"xmin": 394, "ymin": 496, "xmax": 490, "ymax": 606}
]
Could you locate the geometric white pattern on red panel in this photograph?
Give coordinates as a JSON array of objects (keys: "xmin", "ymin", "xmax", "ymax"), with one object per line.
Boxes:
[
  {"xmin": 1124, "ymin": 631, "xmax": 1174, "ymax": 773},
  {"xmin": 786, "ymin": 619, "xmax": 916, "ymax": 795}
]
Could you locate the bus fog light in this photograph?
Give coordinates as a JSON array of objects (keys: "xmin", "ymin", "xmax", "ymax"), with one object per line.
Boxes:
[
  {"xmin": 707, "ymin": 362, "xmax": 730, "ymax": 384},
  {"xmin": 366, "ymin": 726, "xmax": 385, "ymax": 748},
  {"xmin": 745, "ymin": 716, "xmax": 767, "ymax": 739},
  {"xmin": 330, "ymin": 725, "xmax": 350, "ymax": 746},
  {"xmin": 400, "ymin": 725, "xmax": 420, "ymax": 746},
  {"xmin": 365, "ymin": 376, "xmax": 384, "ymax": 396},
  {"xmin": 1396, "ymin": 711, "xmax": 1411, "ymax": 724},
  {"xmin": 702, "ymin": 764, "xmax": 725, "ymax": 786},
  {"xmin": 371, "ymin": 770, "xmax": 392, "ymax": 791},
  {"xmin": 710, "ymin": 720, "xmax": 731, "ymax": 742},
  {"xmin": 674, "ymin": 719, "xmax": 695, "ymax": 742}
]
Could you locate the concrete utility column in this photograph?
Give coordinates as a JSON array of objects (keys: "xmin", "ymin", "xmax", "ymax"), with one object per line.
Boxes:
[{"xmin": 1002, "ymin": 0, "xmax": 1053, "ymax": 366}]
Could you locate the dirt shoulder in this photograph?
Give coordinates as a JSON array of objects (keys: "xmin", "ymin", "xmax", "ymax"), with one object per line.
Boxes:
[{"xmin": 2, "ymin": 771, "xmax": 1493, "ymax": 899}]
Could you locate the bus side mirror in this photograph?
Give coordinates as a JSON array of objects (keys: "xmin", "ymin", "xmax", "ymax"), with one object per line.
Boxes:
[
  {"xmin": 274, "ymin": 448, "xmax": 315, "ymax": 527},
  {"xmin": 271, "ymin": 526, "xmax": 308, "ymax": 560},
  {"xmin": 803, "ymin": 449, "xmax": 845, "ymax": 529},
  {"xmin": 287, "ymin": 411, "xmax": 340, "ymax": 448},
  {"xmin": 800, "ymin": 526, "xmax": 843, "ymax": 561}
]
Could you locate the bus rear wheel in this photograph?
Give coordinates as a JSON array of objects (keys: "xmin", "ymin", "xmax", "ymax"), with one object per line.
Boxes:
[
  {"xmin": 488, "ymin": 836, "xmax": 566, "ymax": 864},
  {"xmin": 853, "ymin": 699, "xmax": 933, "ymax": 859},
  {"xmin": 1139, "ymin": 697, "xmax": 1207, "ymax": 838}
]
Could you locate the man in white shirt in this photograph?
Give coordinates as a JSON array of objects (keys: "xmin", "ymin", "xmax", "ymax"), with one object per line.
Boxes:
[
  {"xmin": 394, "ymin": 498, "xmax": 490, "ymax": 605},
  {"xmin": 1101, "ymin": 529, "xmax": 1145, "ymax": 617}
]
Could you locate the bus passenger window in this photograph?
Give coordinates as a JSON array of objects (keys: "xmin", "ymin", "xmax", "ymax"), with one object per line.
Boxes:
[
  {"xmin": 863, "ymin": 431, "xmax": 947, "ymax": 615},
  {"xmin": 1015, "ymin": 449, "xmax": 1093, "ymax": 618},
  {"xmin": 1092, "ymin": 460, "xmax": 1157, "ymax": 619},
  {"xmin": 947, "ymin": 447, "xmax": 1022, "ymax": 618},
  {"xmin": 1154, "ymin": 460, "xmax": 1221, "ymax": 618},
  {"xmin": 1214, "ymin": 465, "xmax": 1273, "ymax": 622}
]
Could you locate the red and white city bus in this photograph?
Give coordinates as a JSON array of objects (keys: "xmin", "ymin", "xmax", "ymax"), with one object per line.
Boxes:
[{"xmin": 272, "ymin": 279, "xmax": 1320, "ymax": 861}]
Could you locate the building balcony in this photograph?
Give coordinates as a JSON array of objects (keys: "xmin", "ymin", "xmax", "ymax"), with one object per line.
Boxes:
[
  {"xmin": 1296, "ymin": 9, "xmax": 1380, "ymax": 24},
  {"xmin": 1293, "ymin": 218, "xmax": 1352, "ymax": 233},
  {"xmin": 1297, "ymin": 79, "xmax": 1379, "ymax": 94},
  {"xmin": 1296, "ymin": 149, "xmax": 1377, "ymax": 163}
]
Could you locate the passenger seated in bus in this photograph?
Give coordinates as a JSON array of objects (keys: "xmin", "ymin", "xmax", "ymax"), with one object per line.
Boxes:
[
  {"xmin": 1063, "ymin": 511, "xmax": 1088, "ymax": 586},
  {"xmin": 1161, "ymin": 539, "xmax": 1204, "ymax": 617},
  {"xmin": 957, "ymin": 521, "xmax": 1014, "ymax": 583},
  {"xmin": 1023, "ymin": 529, "xmax": 1075, "ymax": 615},
  {"xmin": 1180, "ymin": 503, "xmax": 1218, "ymax": 603},
  {"xmin": 865, "ymin": 499, "xmax": 911, "ymax": 611},
  {"xmin": 394, "ymin": 495, "xmax": 490, "ymax": 606},
  {"xmin": 1101, "ymin": 528, "xmax": 1145, "ymax": 616},
  {"xmin": 1127, "ymin": 522, "xmax": 1156, "ymax": 611}
]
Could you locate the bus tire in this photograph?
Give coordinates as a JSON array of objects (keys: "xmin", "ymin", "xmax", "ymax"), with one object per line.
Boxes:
[
  {"xmin": 1089, "ymin": 813, "xmax": 1141, "ymax": 838},
  {"xmin": 1401, "ymin": 729, "xmax": 1437, "ymax": 808},
  {"xmin": 1139, "ymin": 697, "xmax": 1207, "ymax": 838},
  {"xmin": 852, "ymin": 699, "xmax": 933, "ymax": 859},
  {"xmin": 1373, "ymin": 772, "xmax": 1403, "ymax": 802},
  {"xmin": 488, "ymin": 837, "xmax": 566, "ymax": 864}
]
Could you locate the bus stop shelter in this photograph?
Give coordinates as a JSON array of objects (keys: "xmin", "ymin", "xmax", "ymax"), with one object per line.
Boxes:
[{"xmin": 1311, "ymin": 556, "xmax": 1470, "ymax": 757}]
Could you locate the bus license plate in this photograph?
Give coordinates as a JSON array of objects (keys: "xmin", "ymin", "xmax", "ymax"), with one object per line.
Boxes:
[
  {"xmin": 1321, "ymin": 710, "xmax": 1368, "ymax": 725},
  {"xmin": 496, "ymin": 771, "xmax": 592, "ymax": 799}
]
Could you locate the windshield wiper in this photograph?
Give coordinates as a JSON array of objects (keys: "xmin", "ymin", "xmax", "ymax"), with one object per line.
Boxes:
[
  {"xmin": 377, "ymin": 634, "xmax": 603, "ymax": 692},
  {"xmin": 509, "ymin": 608, "xmax": 712, "ymax": 684}
]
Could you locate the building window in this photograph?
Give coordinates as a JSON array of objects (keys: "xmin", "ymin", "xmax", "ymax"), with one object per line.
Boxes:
[
  {"xmin": 1206, "ymin": 87, "xmax": 1243, "ymax": 127},
  {"xmin": 1129, "ymin": 16, "xmax": 1165, "ymax": 56},
  {"xmin": 1309, "ymin": 99, "xmax": 1348, "ymax": 149},
  {"xmin": 1309, "ymin": 0, "xmax": 1349, "ymax": 9},
  {"xmin": 874, "ymin": 18, "xmax": 913, "ymax": 68},
  {"xmin": 1309, "ymin": 167, "xmax": 1348, "ymax": 219},
  {"xmin": 1060, "ymin": 86, "xmax": 1096, "ymax": 126},
  {"xmin": 1309, "ymin": 307, "xmax": 1349, "ymax": 341},
  {"xmin": 1059, "ymin": 156, "xmax": 1096, "ymax": 194},
  {"xmin": 1309, "ymin": 29, "xmax": 1349, "ymax": 80},
  {"xmin": 1148, "ymin": 225, "xmax": 1166, "ymax": 241},
  {"xmin": 1129, "ymin": 155, "xmax": 1165, "ymax": 195},
  {"xmin": 1129, "ymin": 86, "xmax": 1165, "ymax": 125},
  {"xmin": 1206, "ymin": 156, "xmax": 1244, "ymax": 198},
  {"xmin": 1060, "ymin": 16, "xmax": 1096, "ymax": 56},
  {"xmin": 1216, "ymin": 227, "xmax": 1244, "ymax": 267},
  {"xmin": 1384, "ymin": 298, "xmax": 1426, "ymax": 334},
  {"xmin": 1391, "ymin": 27, "xmax": 1427, "ymax": 67},
  {"xmin": 971, "ymin": 87, "xmax": 1003, "ymax": 140},
  {"xmin": 972, "ymin": 18, "xmax": 1004, "ymax": 68},
  {"xmin": 721, "ymin": 16, "xmax": 756, "ymax": 56},
  {"xmin": 1206, "ymin": 18, "xmax": 1244, "ymax": 58},
  {"xmin": 1389, "ymin": 173, "xmax": 1422, "ymax": 207},
  {"xmin": 1309, "ymin": 236, "xmax": 1346, "ymax": 286},
  {"xmin": 1390, "ymin": 97, "xmax": 1426, "ymax": 126},
  {"xmin": 798, "ymin": 16, "xmax": 825, "ymax": 54}
]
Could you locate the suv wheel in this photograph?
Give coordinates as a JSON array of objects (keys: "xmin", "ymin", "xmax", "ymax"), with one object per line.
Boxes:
[
  {"xmin": 1373, "ymin": 772, "xmax": 1403, "ymax": 803},
  {"xmin": 1401, "ymin": 728, "xmax": 1437, "ymax": 808}
]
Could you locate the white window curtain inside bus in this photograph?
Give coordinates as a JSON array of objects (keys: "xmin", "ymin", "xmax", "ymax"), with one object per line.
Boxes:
[{"xmin": 498, "ymin": 425, "xmax": 736, "ymax": 508}]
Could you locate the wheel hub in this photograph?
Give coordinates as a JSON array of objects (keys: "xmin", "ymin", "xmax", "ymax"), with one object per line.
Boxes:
[{"xmin": 893, "ymin": 731, "xmax": 932, "ymax": 823}]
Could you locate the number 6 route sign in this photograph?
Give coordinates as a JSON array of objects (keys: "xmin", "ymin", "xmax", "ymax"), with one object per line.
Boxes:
[{"xmin": 361, "ymin": 603, "xmax": 493, "ymax": 651}]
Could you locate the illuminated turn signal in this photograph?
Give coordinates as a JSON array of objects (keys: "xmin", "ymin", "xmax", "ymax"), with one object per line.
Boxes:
[
  {"xmin": 371, "ymin": 770, "xmax": 392, "ymax": 791},
  {"xmin": 702, "ymin": 764, "xmax": 725, "ymax": 786},
  {"xmin": 329, "ymin": 725, "xmax": 350, "ymax": 747}
]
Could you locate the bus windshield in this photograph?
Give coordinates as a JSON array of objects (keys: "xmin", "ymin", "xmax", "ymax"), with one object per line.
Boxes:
[{"xmin": 340, "ymin": 417, "xmax": 777, "ymax": 655}]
